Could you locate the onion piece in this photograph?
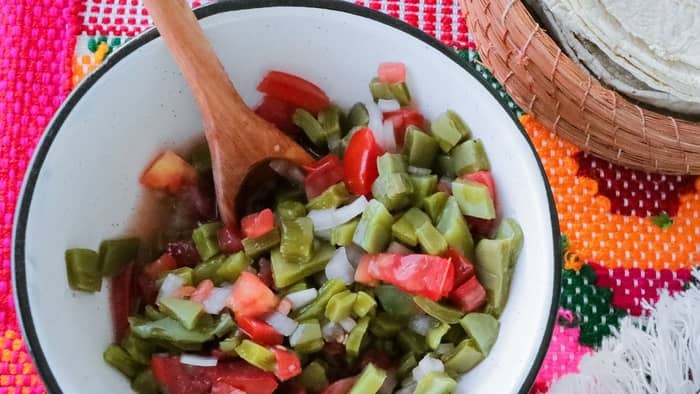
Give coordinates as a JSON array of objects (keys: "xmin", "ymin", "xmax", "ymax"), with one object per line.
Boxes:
[
  {"xmin": 376, "ymin": 119, "xmax": 397, "ymax": 152},
  {"xmin": 408, "ymin": 166, "xmax": 432, "ymax": 176},
  {"xmin": 263, "ymin": 311, "xmax": 299, "ymax": 336},
  {"xmin": 325, "ymin": 247, "xmax": 355, "ymax": 285},
  {"xmin": 409, "ymin": 315, "xmax": 437, "ymax": 336},
  {"xmin": 284, "ymin": 288, "xmax": 318, "ymax": 310},
  {"xmin": 322, "ymin": 321, "xmax": 345, "ymax": 343},
  {"xmin": 377, "ymin": 99, "xmax": 401, "ymax": 112},
  {"xmin": 366, "ymin": 101, "xmax": 383, "ymax": 136},
  {"xmin": 412, "ymin": 355, "xmax": 444, "ymax": 382},
  {"xmin": 158, "ymin": 273, "xmax": 185, "ymax": 301},
  {"xmin": 180, "ymin": 354, "xmax": 218, "ymax": 367},
  {"xmin": 202, "ymin": 285, "xmax": 233, "ymax": 314},
  {"xmin": 269, "ymin": 159, "xmax": 305, "ymax": 185},
  {"xmin": 338, "ymin": 317, "xmax": 357, "ymax": 332},
  {"xmin": 307, "ymin": 196, "xmax": 368, "ymax": 232}
]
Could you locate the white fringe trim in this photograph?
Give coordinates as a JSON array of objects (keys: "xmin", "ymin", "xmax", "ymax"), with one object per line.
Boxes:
[{"xmin": 550, "ymin": 272, "xmax": 700, "ymax": 394}]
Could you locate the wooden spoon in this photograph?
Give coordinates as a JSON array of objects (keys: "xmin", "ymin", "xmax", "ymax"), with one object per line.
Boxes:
[{"xmin": 143, "ymin": 0, "xmax": 314, "ymax": 226}]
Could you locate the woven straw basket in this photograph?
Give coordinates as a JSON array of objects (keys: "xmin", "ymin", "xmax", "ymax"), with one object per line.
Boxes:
[{"xmin": 460, "ymin": 0, "xmax": 700, "ymax": 174}]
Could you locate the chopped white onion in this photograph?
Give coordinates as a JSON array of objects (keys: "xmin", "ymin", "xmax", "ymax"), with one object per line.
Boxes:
[
  {"xmin": 325, "ymin": 247, "xmax": 355, "ymax": 285},
  {"xmin": 408, "ymin": 166, "xmax": 432, "ymax": 176},
  {"xmin": 202, "ymin": 285, "xmax": 233, "ymax": 314},
  {"xmin": 377, "ymin": 99, "xmax": 401, "ymax": 112},
  {"xmin": 307, "ymin": 196, "xmax": 368, "ymax": 232},
  {"xmin": 322, "ymin": 321, "xmax": 345, "ymax": 343},
  {"xmin": 412, "ymin": 355, "xmax": 444, "ymax": 382},
  {"xmin": 333, "ymin": 196, "xmax": 369, "ymax": 226},
  {"xmin": 263, "ymin": 311, "xmax": 299, "ymax": 336},
  {"xmin": 269, "ymin": 159, "xmax": 305, "ymax": 185},
  {"xmin": 180, "ymin": 354, "xmax": 218, "ymax": 367},
  {"xmin": 284, "ymin": 288, "xmax": 318, "ymax": 310},
  {"xmin": 338, "ymin": 317, "xmax": 357, "ymax": 332},
  {"xmin": 435, "ymin": 343, "xmax": 455, "ymax": 355},
  {"xmin": 375, "ymin": 119, "xmax": 397, "ymax": 152},
  {"xmin": 409, "ymin": 315, "xmax": 437, "ymax": 336},
  {"xmin": 158, "ymin": 273, "xmax": 185, "ymax": 301},
  {"xmin": 344, "ymin": 244, "xmax": 365, "ymax": 268},
  {"xmin": 366, "ymin": 101, "xmax": 383, "ymax": 136},
  {"xmin": 386, "ymin": 241, "xmax": 413, "ymax": 255}
]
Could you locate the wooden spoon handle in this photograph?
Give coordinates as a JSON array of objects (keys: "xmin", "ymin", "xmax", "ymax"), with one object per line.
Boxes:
[{"xmin": 143, "ymin": 0, "xmax": 246, "ymax": 129}]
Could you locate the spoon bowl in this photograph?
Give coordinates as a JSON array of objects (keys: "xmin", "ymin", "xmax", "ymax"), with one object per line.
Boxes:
[{"xmin": 143, "ymin": 0, "xmax": 313, "ymax": 226}]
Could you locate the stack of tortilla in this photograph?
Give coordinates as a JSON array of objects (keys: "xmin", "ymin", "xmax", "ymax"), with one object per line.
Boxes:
[{"xmin": 525, "ymin": 0, "xmax": 700, "ymax": 116}]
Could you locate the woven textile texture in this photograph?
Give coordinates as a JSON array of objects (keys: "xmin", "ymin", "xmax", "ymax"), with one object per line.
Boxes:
[{"xmin": 2, "ymin": 0, "xmax": 699, "ymax": 393}]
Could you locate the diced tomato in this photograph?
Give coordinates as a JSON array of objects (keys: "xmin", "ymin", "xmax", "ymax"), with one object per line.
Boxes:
[
  {"xmin": 140, "ymin": 150, "xmax": 197, "ymax": 193},
  {"xmin": 175, "ymin": 285, "xmax": 196, "ymax": 299},
  {"xmin": 304, "ymin": 154, "xmax": 344, "ymax": 199},
  {"xmin": 215, "ymin": 360, "xmax": 279, "ymax": 394},
  {"xmin": 446, "ymin": 248, "xmax": 475, "ymax": 288},
  {"xmin": 151, "ymin": 356, "xmax": 211, "ymax": 394},
  {"xmin": 227, "ymin": 272, "xmax": 279, "ymax": 317},
  {"xmin": 218, "ymin": 226, "xmax": 244, "ymax": 254},
  {"xmin": 241, "ymin": 209, "xmax": 275, "ymax": 239},
  {"xmin": 190, "ymin": 279, "xmax": 215, "ymax": 303},
  {"xmin": 166, "ymin": 240, "xmax": 202, "ymax": 267},
  {"xmin": 271, "ymin": 347, "xmax": 302, "ymax": 381},
  {"xmin": 449, "ymin": 275, "xmax": 487, "ymax": 313},
  {"xmin": 354, "ymin": 255, "xmax": 380, "ymax": 286},
  {"xmin": 366, "ymin": 253, "xmax": 402, "ymax": 280},
  {"xmin": 257, "ymin": 71, "xmax": 330, "ymax": 113},
  {"xmin": 343, "ymin": 128, "xmax": 383, "ymax": 195},
  {"xmin": 110, "ymin": 262, "xmax": 134, "ymax": 341},
  {"xmin": 322, "ymin": 377, "xmax": 358, "ymax": 394},
  {"xmin": 443, "ymin": 260, "xmax": 455, "ymax": 297},
  {"xmin": 254, "ymin": 95, "xmax": 298, "ymax": 134},
  {"xmin": 378, "ymin": 62, "xmax": 407, "ymax": 84},
  {"xmin": 383, "ymin": 109, "xmax": 425, "ymax": 146},
  {"xmin": 257, "ymin": 258, "xmax": 274, "ymax": 288},
  {"xmin": 211, "ymin": 381, "xmax": 246, "ymax": 394},
  {"xmin": 151, "ymin": 357, "xmax": 278, "ymax": 394},
  {"xmin": 143, "ymin": 253, "xmax": 178, "ymax": 279},
  {"xmin": 364, "ymin": 254, "xmax": 454, "ymax": 301},
  {"xmin": 236, "ymin": 315, "xmax": 283, "ymax": 346}
]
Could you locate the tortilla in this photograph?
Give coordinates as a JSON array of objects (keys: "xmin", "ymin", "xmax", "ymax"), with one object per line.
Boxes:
[{"xmin": 530, "ymin": 0, "xmax": 700, "ymax": 115}]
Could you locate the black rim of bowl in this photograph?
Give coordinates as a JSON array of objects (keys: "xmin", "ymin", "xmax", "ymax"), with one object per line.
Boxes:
[{"xmin": 12, "ymin": 1, "xmax": 562, "ymax": 393}]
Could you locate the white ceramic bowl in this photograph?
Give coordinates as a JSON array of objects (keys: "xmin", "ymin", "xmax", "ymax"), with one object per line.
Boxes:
[{"xmin": 12, "ymin": 1, "xmax": 561, "ymax": 393}]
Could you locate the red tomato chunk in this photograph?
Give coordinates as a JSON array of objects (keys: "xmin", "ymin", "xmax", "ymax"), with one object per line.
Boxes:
[
  {"xmin": 257, "ymin": 71, "xmax": 330, "ymax": 113},
  {"xmin": 241, "ymin": 209, "xmax": 275, "ymax": 239}
]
